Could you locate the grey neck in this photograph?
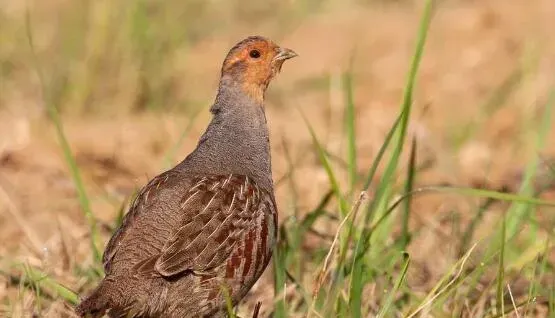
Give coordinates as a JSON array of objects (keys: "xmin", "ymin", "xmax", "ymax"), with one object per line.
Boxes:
[{"xmin": 175, "ymin": 76, "xmax": 273, "ymax": 192}]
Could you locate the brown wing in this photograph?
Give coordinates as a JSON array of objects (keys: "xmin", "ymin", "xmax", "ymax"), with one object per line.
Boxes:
[
  {"xmin": 154, "ymin": 174, "xmax": 266, "ymax": 277},
  {"xmin": 102, "ymin": 171, "xmax": 178, "ymax": 274}
]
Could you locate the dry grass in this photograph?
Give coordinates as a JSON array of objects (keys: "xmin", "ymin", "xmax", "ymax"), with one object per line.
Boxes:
[{"xmin": 1, "ymin": 0, "xmax": 555, "ymax": 317}]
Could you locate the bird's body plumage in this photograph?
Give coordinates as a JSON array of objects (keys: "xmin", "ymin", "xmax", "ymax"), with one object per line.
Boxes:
[
  {"xmin": 76, "ymin": 36, "xmax": 296, "ymax": 317},
  {"xmin": 79, "ymin": 172, "xmax": 276, "ymax": 317}
]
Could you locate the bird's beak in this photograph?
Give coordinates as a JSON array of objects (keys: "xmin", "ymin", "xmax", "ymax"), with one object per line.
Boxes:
[{"xmin": 274, "ymin": 47, "xmax": 298, "ymax": 61}]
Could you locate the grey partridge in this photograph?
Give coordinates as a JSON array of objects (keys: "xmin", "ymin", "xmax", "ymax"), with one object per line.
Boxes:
[{"xmin": 75, "ymin": 36, "xmax": 297, "ymax": 317}]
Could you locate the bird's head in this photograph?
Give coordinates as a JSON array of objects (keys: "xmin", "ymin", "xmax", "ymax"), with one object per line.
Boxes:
[{"xmin": 221, "ymin": 36, "xmax": 297, "ymax": 102}]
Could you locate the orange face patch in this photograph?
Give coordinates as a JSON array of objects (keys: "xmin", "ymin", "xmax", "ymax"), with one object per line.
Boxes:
[{"xmin": 221, "ymin": 36, "xmax": 293, "ymax": 103}]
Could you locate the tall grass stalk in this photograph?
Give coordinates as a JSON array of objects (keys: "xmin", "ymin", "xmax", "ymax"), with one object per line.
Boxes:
[
  {"xmin": 376, "ymin": 253, "xmax": 410, "ymax": 318},
  {"xmin": 348, "ymin": 1, "xmax": 435, "ymax": 312},
  {"xmin": 343, "ymin": 69, "xmax": 357, "ymax": 195},
  {"xmin": 400, "ymin": 137, "xmax": 417, "ymax": 250},
  {"xmin": 24, "ymin": 10, "xmax": 101, "ymax": 263}
]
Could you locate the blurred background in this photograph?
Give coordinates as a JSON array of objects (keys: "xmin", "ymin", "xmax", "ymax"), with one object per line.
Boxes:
[{"xmin": 1, "ymin": 0, "xmax": 555, "ymax": 316}]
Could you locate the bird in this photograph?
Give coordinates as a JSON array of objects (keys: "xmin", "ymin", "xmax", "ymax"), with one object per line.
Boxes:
[{"xmin": 75, "ymin": 36, "xmax": 297, "ymax": 318}]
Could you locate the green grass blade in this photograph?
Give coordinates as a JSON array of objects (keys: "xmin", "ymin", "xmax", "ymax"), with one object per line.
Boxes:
[
  {"xmin": 350, "ymin": 0, "xmax": 434, "ymax": 308},
  {"xmin": 221, "ymin": 285, "xmax": 235, "ymax": 318},
  {"xmin": 273, "ymin": 235, "xmax": 287, "ymax": 318},
  {"xmin": 347, "ymin": 113, "xmax": 402, "ymax": 316},
  {"xmin": 362, "ymin": 113, "xmax": 402, "ymax": 191},
  {"xmin": 299, "ymin": 190, "xmax": 333, "ymax": 234},
  {"xmin": 301, "ymin": 110, "xmax": 349, "ymax": 216},
  {"xmin": 24, "ymin": 9, "xmax": 101, "ymax": 263},
  {"xmin": 376, "ymin": 253, "xmax": 410, "ymax": 318},
  {"xmin": 362, "ymin": 0, "xmax": 434, "ymax": 227},
  {"xmin": 2, "ymin": 264, "xmax": 79, "ymax": 305},
  {"xmin": 349, "ymin": 259, "xmax": 364, "ymax": 318},
  {"xmin": 391, "ymin": 186, "xmax": 555, "ymax": 211},
  {"xmin": 400, "ymin": 137, "xmax": 417, "ymax": 250},
  {"xmin": 343, "ymin": 69, "xmax": 357, "ymax": 193},
  {"xmin": 496, "ymin": 216, "xmax": 506, "ymax": 316},
  {"xmin": 550, "ymin": 286, "xmax": 555, "ymax": 318},
  {"xmin": 524, "ymin": 239, "xmax": 551, "ymax": 316}
]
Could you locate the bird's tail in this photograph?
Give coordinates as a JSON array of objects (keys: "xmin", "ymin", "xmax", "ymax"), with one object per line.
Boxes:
[{"xmin": 75, "ymin": 282, "xmax": 112, "ymax": 318}]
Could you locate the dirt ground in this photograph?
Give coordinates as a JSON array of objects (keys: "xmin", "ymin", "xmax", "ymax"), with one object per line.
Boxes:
[{"xmin": 1, "ymin": 0, "xmax": 555, "ymax": 316}]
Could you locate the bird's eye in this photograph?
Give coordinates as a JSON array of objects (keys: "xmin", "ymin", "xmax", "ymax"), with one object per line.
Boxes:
[{"xmin": 249, "ymin": 49, "xmax": 261, "ymax": 59}]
